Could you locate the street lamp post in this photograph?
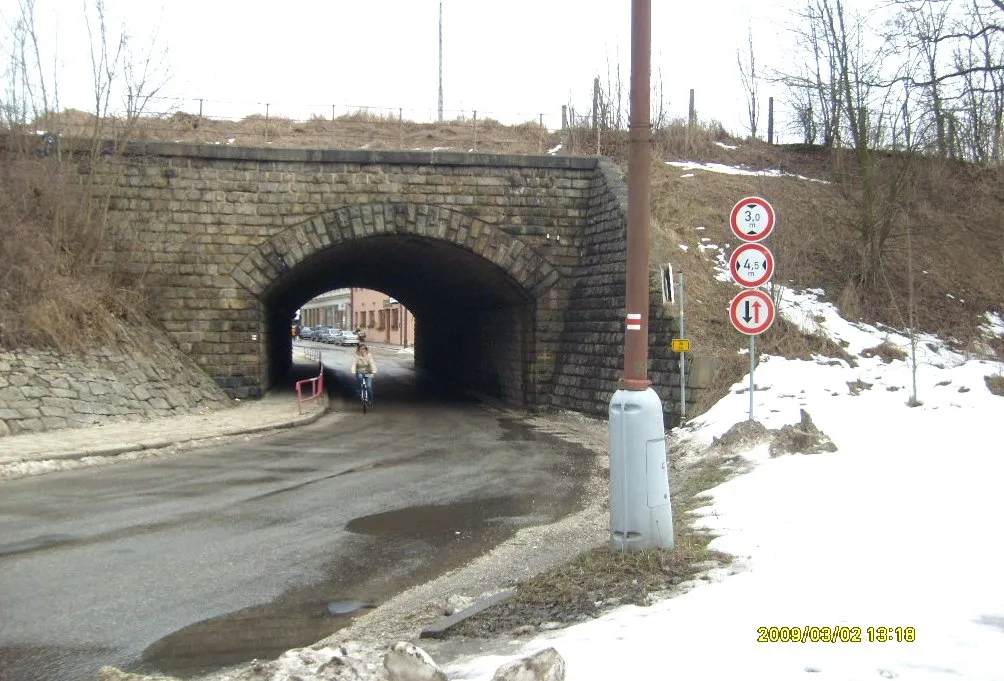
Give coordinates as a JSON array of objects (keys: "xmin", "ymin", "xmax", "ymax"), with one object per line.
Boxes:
[{"xmin": 607, "ymin": 0, "xmax": 674, "ymax": 552}]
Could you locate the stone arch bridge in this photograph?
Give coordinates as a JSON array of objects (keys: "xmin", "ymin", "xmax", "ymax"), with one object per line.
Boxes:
[{"xmin": 90, "ymin": 143, "xmax": 710, "ymax": 424}]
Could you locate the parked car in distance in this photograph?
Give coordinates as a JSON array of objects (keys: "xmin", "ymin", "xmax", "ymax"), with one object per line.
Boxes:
[
  {"xmin": 319, "ymin": 328, "xmax": 343, "ymax": 344},
  {"xmin": 299, "ymin": 326, "xmax": 316, "ymax": 340},
  {"xmin": 338, "ymin": 331, "xmax": 359, "ymax": 346}
]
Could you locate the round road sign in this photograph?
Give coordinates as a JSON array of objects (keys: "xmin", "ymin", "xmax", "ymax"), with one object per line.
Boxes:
[
  {"xmin": 729, "ymin": 289, "xmax": 776, "ymax": 335},
  {"xmin": 729, "ymin": 243, "xmax": 775, "ymax": 288},
  {"xmin": 730, "ymin": 196, "xmax": 776, "ymax": 242}
]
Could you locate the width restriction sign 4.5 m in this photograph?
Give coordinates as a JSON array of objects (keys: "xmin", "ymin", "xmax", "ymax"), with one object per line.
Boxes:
[
  {"xmin": 729, "ymin": 242, "xmax": 775, "ymax": 288},
  {"xmin": 730, "ymin": 196, "xmax": 776, "ymax": 242},
  {"xmin": 729, "ymin": 289, "xmax": 776, "ymax": 335}
]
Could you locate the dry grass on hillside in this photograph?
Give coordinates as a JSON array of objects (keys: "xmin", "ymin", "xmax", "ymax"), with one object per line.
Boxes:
[
  {"xmin": 0, "ymin": 148, "xmax": 147, "ymax": 351},
  {"xmin": 38, "ymin": 108, "xmax": 567, "ymax": 155}
]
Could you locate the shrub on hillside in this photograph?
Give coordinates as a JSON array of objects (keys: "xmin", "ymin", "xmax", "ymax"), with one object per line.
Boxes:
[{"xmin": 0, "ymin": 141, "xmax": 146, "ymax": 351}]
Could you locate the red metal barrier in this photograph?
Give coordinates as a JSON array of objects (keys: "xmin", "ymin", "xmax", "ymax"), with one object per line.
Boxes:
[{"xmin": 295, "ymin": 365, "xmax": 325, "ymax": 414}]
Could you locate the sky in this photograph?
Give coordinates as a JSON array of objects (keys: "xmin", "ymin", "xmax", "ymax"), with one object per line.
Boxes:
[{"xmin": 0, "ymin": 0, "xmax": 803, "ymax": 138}]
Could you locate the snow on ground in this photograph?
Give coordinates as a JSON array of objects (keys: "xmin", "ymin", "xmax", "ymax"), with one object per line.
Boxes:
[
  {"xmin": 715, "ymin": 141, "xmax": 740, "ymax": 150},
  {"xmin": 982, "ymin": 311, "xmax": 1004, "ymax": 338},
  {"xmin": 547, "ymin": 143, "xmax": 562, "ymax": 155},
  {"xmin": 667, "ymin": 160, "xmax": 831, "ymax": 184},
  {"xmin": 443, "ymin": 288, "xmax": 1004, "ymax": 681}
]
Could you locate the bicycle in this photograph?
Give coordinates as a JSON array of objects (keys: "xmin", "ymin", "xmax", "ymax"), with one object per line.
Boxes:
[{"xmin": 357, "ymin": 372, "xmax": 373, "ymax": 414}]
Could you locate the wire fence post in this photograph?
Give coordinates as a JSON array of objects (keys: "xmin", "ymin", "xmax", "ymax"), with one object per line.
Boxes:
[
  {"xmin": 399, "ymin": 107, "xmax": 404, "ymax": 148},
  {"xmin": 264, "ymin": 102, "xmax": 270, "ymax": 142},
  {"xmin": 768, "ymin": 96, "xmax": 775, "ymax": 145},
  {"xmin": 198, "ymin": 98, "xmax": 203, "ymax": 119},
  {"xmin": 331, "ymin": 104, "xmax": 336, "ymax": 141},
  {"xmin": 539, "ymin": 113, "xmax": 544, "ymax": 153},
  {"xmin": 473, "ymin": 110, "xmax": 478, "ymax": 151}
]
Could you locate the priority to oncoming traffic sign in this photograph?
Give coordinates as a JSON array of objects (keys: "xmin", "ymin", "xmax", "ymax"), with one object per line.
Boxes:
[
  {"xmin": 729, "ymin": 289, "xmax": 776, "ymax": 336},
  {"xmin": 730, "ymin": 196, "xmax": 776, "ymax": 242},
  {"xmin": 729, "ymin": 242, "xmax": 775, "ymax": 288}
]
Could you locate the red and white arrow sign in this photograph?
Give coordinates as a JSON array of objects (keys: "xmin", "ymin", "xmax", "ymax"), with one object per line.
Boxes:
[
  {"xmin": 729, "ymin": 243, "xmax": 775, "ymax": 288},
  {"xmin": 730, "ymin": 196, "xmax": 776, "ymax": 242},
  {"xmin": 729, "ymin": 289, "xmax": 776, "ymax": 335}
]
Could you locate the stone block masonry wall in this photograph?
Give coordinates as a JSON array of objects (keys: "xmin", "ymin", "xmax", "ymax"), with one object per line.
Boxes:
[
  {"xmin": 87, "ymin": 145, "xmax": 594, "ymax": 400},
  {"xmin": 65, "ymin": 141, "xmax": 722, "ymax": 419},
  {"xmin": 0, "ymin": 323, "xmax": 233, "ymax": 438},
  {"xmin": 549, "ymin": 159, "xmax": 708, "ymax": 428}
]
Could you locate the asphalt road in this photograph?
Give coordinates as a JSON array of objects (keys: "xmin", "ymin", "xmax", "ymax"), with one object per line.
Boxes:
[{"xmin": 0, "ymin": 347, "xmax": 594, "ymax": 681}]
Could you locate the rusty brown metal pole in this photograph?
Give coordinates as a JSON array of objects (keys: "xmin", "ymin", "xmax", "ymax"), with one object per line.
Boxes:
[{"xmin": 622, "ymin": 0, "xmax": 652, "ymax": 391}]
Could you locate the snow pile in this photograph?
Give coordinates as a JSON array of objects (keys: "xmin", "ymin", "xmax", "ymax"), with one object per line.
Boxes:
[
  {"xmin": 666, "ymin": 160, "xmax": 830, "ymax": 184},
  {"xmin": 443, "ymin": 287, "xmax": 1004, "ymax": 681}
]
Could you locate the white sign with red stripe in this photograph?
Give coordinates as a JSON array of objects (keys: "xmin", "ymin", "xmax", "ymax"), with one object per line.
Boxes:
[
  {"xmin": 729, "ymin": 242, "xmax": 775, "ymax": 288},
  {"xmin": 626, "ymin": 313, "xmax": 642, "ymax": 331},
  {"xmin": 729, "ymin": 289, "xmax": 776, "ymax": 335}
]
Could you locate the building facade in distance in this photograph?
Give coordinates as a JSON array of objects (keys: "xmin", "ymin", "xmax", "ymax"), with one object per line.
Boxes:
[
  {"xmin": 351, "ymin": 288, "xmax": 415, "ymax": 347},
  {"xmin": 299, "ymin": 289, "xmax": 351, "ymax": 329},
  {"xmin": 299, "ymin": 288, "xmax": 415, "ymax": 347}
]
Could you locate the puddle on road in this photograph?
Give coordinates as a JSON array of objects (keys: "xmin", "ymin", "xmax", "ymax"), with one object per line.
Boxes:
[
  {"xmin": 345, "ymin": 496, "xmax": 533, "ymax": 543},
  {"xmin": 139, "ymin": 415, "xmax": 595, "ymax": 680}
]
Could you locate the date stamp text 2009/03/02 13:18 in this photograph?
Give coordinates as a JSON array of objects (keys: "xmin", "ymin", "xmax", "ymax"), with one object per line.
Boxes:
[{"xmin": 757, "ymin": 626, "xmax": 917, "ymax": 643}]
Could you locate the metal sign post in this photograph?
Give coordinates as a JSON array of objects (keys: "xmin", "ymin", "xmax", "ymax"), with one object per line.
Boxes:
[
  {"xmin": 679, "ymin": 272, "xmax": 686, "ymax": 423},
  {"xmin": 728, "ymin": 196, "xmax": 777, "ymax": 423},
  {"xmin": 749, "ymin": 335, "xmax": 755, "ymax": 421}
]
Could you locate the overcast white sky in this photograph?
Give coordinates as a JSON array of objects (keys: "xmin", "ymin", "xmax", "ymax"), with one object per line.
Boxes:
[{"xmin": 3, "ymin": 0, "xmax": 807, "ymax": 138}]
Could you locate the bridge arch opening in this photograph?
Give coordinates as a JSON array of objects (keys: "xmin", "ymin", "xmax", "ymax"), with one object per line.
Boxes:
[{"xmin": 232, "ymin": 204, "xmax": 559, "ymax": 407}]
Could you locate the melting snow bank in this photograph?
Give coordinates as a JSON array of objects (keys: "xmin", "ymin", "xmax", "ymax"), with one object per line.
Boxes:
[
  {"xmin": 667, "ymin": 160, "xmax": 831, "ymax": 183},
  {"xmin": 442, "ymin": 287, "xmax": 1004, "ymax": 681}
]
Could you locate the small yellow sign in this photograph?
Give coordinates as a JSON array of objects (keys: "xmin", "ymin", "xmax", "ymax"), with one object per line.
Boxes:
[{"xmin": 672, "ymin": 338, "xmax": 691, "ymax": 353}]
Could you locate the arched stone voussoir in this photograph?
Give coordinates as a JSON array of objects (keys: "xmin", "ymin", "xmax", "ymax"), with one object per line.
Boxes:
[{"xmin": 228, "ymin": 203, "xmax": 560, "ymax": 298}]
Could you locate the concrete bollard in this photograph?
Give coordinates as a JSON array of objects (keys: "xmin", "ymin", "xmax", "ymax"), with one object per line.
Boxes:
[{"xmin": 608, "ymin": 387, "xmax": 674, "ymax": 550}]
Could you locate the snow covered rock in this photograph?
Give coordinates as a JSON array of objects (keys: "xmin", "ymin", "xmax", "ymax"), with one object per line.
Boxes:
[
  {"xmin": 231, "ymin": 645, "xmax": 370, "ymax": 680},
  {"xmin": 769, "ymin": 409, "xmax": 837, "ymax": 456},
  {"xmin": 490, "ymin": 647, "xmax": 565, "ymax": 681},
  {"xmin": 383, "ymin": 641, "xmax": 447, "ymax": 681}
]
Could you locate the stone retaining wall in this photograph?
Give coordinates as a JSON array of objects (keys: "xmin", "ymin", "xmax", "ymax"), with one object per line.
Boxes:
[{"xmin": 0, "ymin": 324, "xmax": 233, "ymax": 437}]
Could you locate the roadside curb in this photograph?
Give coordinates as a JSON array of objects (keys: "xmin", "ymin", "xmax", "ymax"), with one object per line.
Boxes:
[{"xmin": 1, "ymin": 398, "xmax": 329, "ymax": 465}]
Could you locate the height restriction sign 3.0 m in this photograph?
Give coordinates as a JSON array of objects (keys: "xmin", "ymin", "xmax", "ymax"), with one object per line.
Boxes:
[{"xmin": 730, "ymin": 196, "xmax": 776, "ymax": 242}]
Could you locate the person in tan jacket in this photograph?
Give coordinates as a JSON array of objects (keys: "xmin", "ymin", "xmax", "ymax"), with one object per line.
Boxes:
[{"xmin": 350, "ymin": 344, "xmax": 377, "ymax": 403}]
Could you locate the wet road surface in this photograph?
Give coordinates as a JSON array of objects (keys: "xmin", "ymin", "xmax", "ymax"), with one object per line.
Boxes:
[{"xmin": 0, "ymin": 348, "xmax": 595, "ymax": 681}]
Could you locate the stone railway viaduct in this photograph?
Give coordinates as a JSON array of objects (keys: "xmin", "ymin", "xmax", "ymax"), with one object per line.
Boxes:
[{"xmin": 88, "ymin": 143, "xmax": 717, "ymax": 426}]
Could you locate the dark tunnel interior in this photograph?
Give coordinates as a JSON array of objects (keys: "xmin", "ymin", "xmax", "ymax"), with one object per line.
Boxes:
[{"xmin": 263, "ymin": 234, "xmax": 535, "ymax": 402}]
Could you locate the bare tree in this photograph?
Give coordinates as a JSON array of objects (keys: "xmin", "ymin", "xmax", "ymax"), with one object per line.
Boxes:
[{"xmin": 737, "ymin": 25, "xmax": 760, "ymax": 139}]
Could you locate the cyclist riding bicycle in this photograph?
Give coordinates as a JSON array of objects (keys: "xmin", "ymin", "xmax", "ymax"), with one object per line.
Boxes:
[{"xmin": 350, "ymin": 344, "xmax": 377, "ymax": 404}]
